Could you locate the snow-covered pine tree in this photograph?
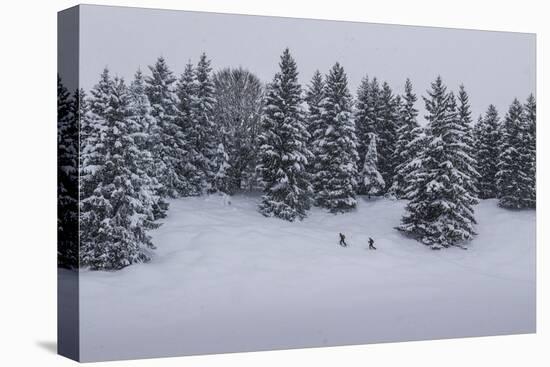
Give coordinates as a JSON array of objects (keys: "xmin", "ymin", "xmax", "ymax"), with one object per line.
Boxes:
[
  {"xmin": 314, "ymin": 62, "xmax": 359, "ymax": 212},
  {"xmin": 257, "ymin": 48, "xmax": 313, "ymax": 221},
  {"xmin": 145, "ymin": 56, "xmax": 183, "ymax": 198},
  {"xmin": 212, "ymin": 67, "xmax": 264, "ymax": 193},
  {"xmin": 473, "ymin": 113, "xmax": 483, "ymax": 148},
  {"xmin": 126, "ymin": 74, "xmax": 164, "ymax": 243},
  {"xmin": 368, "ymin": 78, "xmax": 383, "ymax": 130},
  {"xmin": 58, "ymin": 75, "xmax": 72, "ymax": 124},
  {"xmin": 474, "ymin": 104, "xmax": 501, "ymax": 199},
  {"xmin": 80, "ymin": 76, "xmax": 159, "ymax": 270},
  {"xmin": 79, "ymin": 70, "xmax": 112, "ymax": 265},
  {"xmin": 378, "ymin": 82, "xmax": 400, "ymax": 191},
  {"xmin": 70, "ymin": 88, "xmax": 87, "ymax": 122},
  {"xmin": 58, "ymin": 76, "xmax": 79, "ymax": 268},
  {"xmin": 389, "ymin": 78, "xmax": 420, "ymax": 198},
  {"xmin": 496, "ymin": 98, "xmax": 532, "ymax": 209},
  {"xmin": 446, "ymin": 87, "xmax": 478, "ymax": 236},
  {"xmin": 58, "ymin": 77, "xmax": 73, "ymax": 197},
  {"xmin": 175, "ymin": 62, "xmax": 201, "ymax": 196},
  {"xmin": 129, "ymin": 69, "xmax": 169, "ymax": 218},
  {"xmin": 192, "ymin": 53, "xmax": 218, "ymax": 193},
  {"xmin": 398, "ymin": 76, "xmax": 477, "ymax": 249},
  {"xmin": 523, "ymin": 94, "xmax": 536, "ymax": 207},
  {"xmin": 362, "ymin": 133, "xmax": 385, "ymax": 197},
  {"xmin": 70, "ymin": 87, "xmax": 88, "ymax": 187},
  {"xmin": 80, "ymin": 68, "xmax": 112, "ymax": 204},
  {"xmin": 354, "ymin": 76, "xmax": 372, "ymax": 185},
  {"xmin": 456, "ymin": 85, "xmax": 479, "ymax": 199},
  {"xmin": 212, "ymin": 142, "xmax": 232, "ymax": 194},
  {"xmin": 305, "ymin": 70, "xmax": 325, "ymax": 174},
  {"xmin": 129, "ymin": 69, "xmax": 156, "ymax": 170}
]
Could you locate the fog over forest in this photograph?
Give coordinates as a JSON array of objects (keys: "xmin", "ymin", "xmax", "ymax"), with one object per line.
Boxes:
[{"xmin": 71, "ymin": 5, "xmax": 535, "ymax": 121}]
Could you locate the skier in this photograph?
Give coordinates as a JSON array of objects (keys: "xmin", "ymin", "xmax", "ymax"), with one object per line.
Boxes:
[
  {"xmin": 339, "ymin": 233, "xmax": 348, "ymax": 247},
  {"xmin": 368, "ymin": 237, "xmax": 377, "ymax": 250}
]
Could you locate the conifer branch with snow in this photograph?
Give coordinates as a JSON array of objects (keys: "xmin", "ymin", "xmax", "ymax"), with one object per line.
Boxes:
[
  {"xmin": 257, "ymin": 48, "xmax": 313, "ymax": 221},
  {"xmin": 313, "ymin": 62, "xmax": 359, "ymax": 213},
  {"xmin": 397, "ymin": 76, "xmax": 478, "ymax": 249}
]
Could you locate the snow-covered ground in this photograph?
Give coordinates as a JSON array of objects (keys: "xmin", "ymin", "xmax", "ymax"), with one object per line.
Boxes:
[{"xmin": 78, "ymin": 194, "xmax": 536, "ymax": 362}]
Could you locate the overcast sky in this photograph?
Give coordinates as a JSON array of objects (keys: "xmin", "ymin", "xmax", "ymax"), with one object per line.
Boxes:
[{"xmin": 77, "ymin": 4, "xmax": 535, "ymax": 122}]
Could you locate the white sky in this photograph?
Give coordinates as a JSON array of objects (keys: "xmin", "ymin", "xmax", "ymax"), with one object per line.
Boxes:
[{"xmin": 77, "ymin": 4, "xmax": 535, "ymax": 122}]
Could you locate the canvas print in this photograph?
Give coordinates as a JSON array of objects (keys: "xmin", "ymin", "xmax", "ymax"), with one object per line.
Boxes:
[{"xmin": 57, "ymin": 4, "xmax": 536, "ymax": 362}]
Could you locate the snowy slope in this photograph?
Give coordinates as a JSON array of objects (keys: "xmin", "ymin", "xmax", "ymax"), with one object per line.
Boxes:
[{"xmin": 78, "ymin": 194, "xmax": 536, "ymax": 361}]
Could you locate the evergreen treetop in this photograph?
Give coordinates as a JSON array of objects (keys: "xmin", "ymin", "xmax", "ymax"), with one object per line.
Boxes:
[
  {"xmin": 398, "ymin": 76, "xmax": 477, "ymax": 249},
  {"xmin": 257, "ymin": 48, "xmax": 313, "ymax": 221},
  {"xmin": 314, "ymin": 62, "xmax": 358, "ymax": 213},
  {"xmin": 390, "ymin": 78, "xmax": 420, "ymax": 198},
  {"xmin": 497, "ymin": 98, "xmax": 532, "ymax": 208},
  {"xmin": 475, "ymin": 104, "xmax": 501, "ymax": 199},
  {"xmin": 362, "ymin": 133, "xmax": 385, "ymax": 197}
]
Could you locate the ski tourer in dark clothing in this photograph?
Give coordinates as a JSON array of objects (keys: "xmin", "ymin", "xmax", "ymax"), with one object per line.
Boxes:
[
  {"xmin": 339, "ymin": 233, "xmax": 348, "ymax": 247},
  {"xmin": 368, "ymin": 237, "xmax": 376, "ymax": 250}
]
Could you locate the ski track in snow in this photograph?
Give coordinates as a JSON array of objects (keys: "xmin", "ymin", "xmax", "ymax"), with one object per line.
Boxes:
[{"xmin": 76, "ymin": 194, "xmax": 536, "ymax": 361}]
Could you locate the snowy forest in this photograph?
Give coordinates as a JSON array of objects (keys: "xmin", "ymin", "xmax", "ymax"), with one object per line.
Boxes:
[{"xmin": 58, "ymin": 48, "xmax": 536, "ymax": 270}]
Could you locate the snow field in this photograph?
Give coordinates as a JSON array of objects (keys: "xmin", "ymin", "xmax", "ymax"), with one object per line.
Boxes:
[{"xmin": 79, "ymin": 194, "xmax": 535, "ymax": 361}]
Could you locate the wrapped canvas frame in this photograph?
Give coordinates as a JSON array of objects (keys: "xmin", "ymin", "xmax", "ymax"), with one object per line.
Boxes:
[
  {"xmin": 58, "ymin": 5, "xmax": 80, "ymax": 361},
  {"xmin": 57, "ymin": 4, "xmax": 536, "ymax": 362}
]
